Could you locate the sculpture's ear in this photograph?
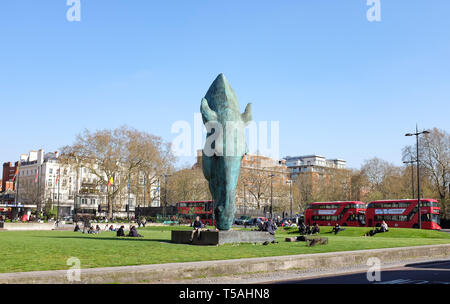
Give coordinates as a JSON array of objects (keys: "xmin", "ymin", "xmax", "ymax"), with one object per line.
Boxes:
[
  {"xmin": 242, "ymin": 103, "xmax": 252, "ymax": 124},
  {"xmin": 200, "ymin": 98, "xmax": 218, "ymax": 123}
]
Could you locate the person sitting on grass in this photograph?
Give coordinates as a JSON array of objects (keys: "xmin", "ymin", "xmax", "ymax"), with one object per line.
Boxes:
[
  {"xmin": 366, "ymin": 221, "xmax": 389, "ymax": 237},
  {"xmin": 298, "ymin": 222, "xmax": 307, "ymax": 235},
  {"xmin": 331, "ymin": 223, "xmax": 345, "ymax": 235},
  {"xmin": 380, "ymin": 220, "xmax": 389, "ymax": 232},
  {"xmin": 257, "ymin": 219, "xmax": 265, "ymax": 231},
  {"xmin": 87, "ymin": 226, "xmax": 97, "ymax": 234},
  {"xmin": 95, "ymin": 225, "xmax": 101, "ymax": 233},
  {"xmin": 128, "ymin": 225, "xmax": 143, "ymax": 237},
  {"xmin": 74, "ymin": 223, "xmax": 81, "ymax": 232},
  {"xmin": 305, "ymin": 224, "xmax": 312, "ymax": 235},
  {"xmin": 311, "ymin": 223, "xmax": 320, "ymax": 234},
  {"xmin": 109, "ymin": 225, "xmax": 116, "ymax": 232},
  {"xmin": 265, "ymin": 218, "xmax": 277, "ymax": 236},
  {"xmin": 190, "ymin": 216, "xmax": 204, "ymax": 241},
  {"xmin": 116, "ymin": 225, "xmax": 125, "ymax": 237}
]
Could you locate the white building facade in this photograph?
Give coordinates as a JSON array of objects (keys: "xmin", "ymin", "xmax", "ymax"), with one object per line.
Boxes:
[
  {"xmin": 284, "ymin": 155, "xmax": 347, "ymax": 179},
  {"xmin": 16, "ymin": 149, "xmax": 160, "ymax": 218}
]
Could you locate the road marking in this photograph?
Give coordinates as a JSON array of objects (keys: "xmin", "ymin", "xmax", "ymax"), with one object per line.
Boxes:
[
  {"xmin": 377, "ymin": 279, "xmax": 413, "ymax": 284},
  {"xmin": 378, "ymin": 279, "xmax": 450, "ymax": 284}
]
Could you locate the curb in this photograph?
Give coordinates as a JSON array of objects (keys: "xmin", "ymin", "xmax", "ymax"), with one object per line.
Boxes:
[{"xmin": 1, "ymin": 244, "xmax": 449, "ymax": 284}]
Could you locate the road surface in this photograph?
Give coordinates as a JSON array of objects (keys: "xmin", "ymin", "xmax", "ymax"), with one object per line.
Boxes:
[{"xmin": 272, "ymin": 260, "xmax": 450, "ymax": 284}]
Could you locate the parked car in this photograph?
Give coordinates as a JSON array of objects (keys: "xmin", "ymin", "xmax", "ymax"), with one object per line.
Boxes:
[
  {"xmin": 277, "ymin": 217, "xmax": 299, "ymax": 227},
  {"xmin": 235, "ymin": 215, "xmax": 251, "ymax": 225},
  {"xmin": 246, "ymin": 217, "xmax": 267, "ymax": 226}
]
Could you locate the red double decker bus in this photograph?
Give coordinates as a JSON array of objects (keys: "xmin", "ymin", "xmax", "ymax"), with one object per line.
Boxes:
[
  {"xmin": 304, "ymin": 201, "xmax": 366, "ymax": 227},
  {"xmin": 365, "ymin": 199, "xmax": 441, "ymax": 230},
  {"xmin": 176, "ymin": 200, "xmax": 215, "ymax": 226}
]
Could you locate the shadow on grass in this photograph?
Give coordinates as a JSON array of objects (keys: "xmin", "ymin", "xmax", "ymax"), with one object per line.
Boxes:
[{"xmin": 35, "ymin": 235, "xmax": 172, "ymax": 244}]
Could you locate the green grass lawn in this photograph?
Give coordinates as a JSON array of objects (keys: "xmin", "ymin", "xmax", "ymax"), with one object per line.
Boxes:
[{"xmin": 0, "ymin": 225, "xmax": 449, "ymax": 273}]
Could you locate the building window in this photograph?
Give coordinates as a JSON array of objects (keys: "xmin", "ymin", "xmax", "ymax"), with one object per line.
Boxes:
[{"xmin": 90, "ymin": 199, "xmax": 96, "ymax": 205}]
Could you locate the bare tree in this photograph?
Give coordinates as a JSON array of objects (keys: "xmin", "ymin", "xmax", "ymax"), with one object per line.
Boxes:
[
  {"xmin": 168, "ymin": 167, "xmax": 211, "ymax": 203},
  {"xmin": 272, "ymin": 181, "xmax": 291, "ymax": 214},
  {"xmin": 403, "ymin": 128, "xmax": 450, "ymax": 218},
  {"xmin": 239, "ymin": 167, "xmax": 271, "ymax": 209},
  {"xmin": 60, "ymin": 126, "xmax": 175, "ymax": 219},
  {"xmin": 360, "ymin": 157, "xmax": 404, "ymax": 201},
  {"xmin": 294, "ymin": 173, "xmax": 314, "ymax": 210}
]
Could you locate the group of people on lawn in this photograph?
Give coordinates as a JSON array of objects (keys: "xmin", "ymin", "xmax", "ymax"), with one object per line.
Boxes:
[
  {"xmin": 73, "ymin": 216, "xmax": 390, "ymax": 241},
  {"xmin": 297, "ymin": 220, "xmax": 389, "ymax": 236},
  {"xmin": 189, "ymin": 216, "xmax": 279, "ymax": 242},
  {"xmin": 74, "ymin": 223, "xmax": 143, "ymax": 237}
]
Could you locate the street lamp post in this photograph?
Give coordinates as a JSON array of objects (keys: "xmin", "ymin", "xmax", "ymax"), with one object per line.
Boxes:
[
  {"xmin": 403, "ymin": 160, "xmax": 416, "ymax": 199},
  {"xmin": 56, "ymin": 168, "xmax": 60, "ymax": 225},
  {"xmin": 127, "ymin": 173, "xmax": 131, "ymax": 221},
  {"xmin": 163, "ymin": 174, "xmax": 171, "ymax": 219},
  {"xmin": 243, "ymin": 183, "xmax": 246, "ymax": 216},
  {"xmin": 269, "ymin": 174, "xmax": 275, "ymax": 219},
  {"xmin": 287, "ymin": 180, "xmax": 293, "ymax": 217},
  {"xmin": 143, "ymin": 174, "xmax": 146, "ymax": 208},
  {"xmin": 405, "ymin": 125, "xmax": 430, "ymax": 230}
]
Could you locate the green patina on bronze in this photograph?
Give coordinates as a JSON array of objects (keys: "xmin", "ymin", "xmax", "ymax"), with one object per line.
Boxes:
[{"xmin": 200, "ymin": 74, "xmax": 252, "ymax": 230}]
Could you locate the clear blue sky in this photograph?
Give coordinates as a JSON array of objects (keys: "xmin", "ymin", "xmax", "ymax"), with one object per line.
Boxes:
[{"xmin": 1, "ymin": 1, "xmax": 449, "ymax": 169}]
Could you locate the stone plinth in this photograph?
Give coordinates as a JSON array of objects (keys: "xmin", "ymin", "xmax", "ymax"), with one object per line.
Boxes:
[{"xmin": 171, "ymin": 230, "xmax": 275, "ymax": 245}]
